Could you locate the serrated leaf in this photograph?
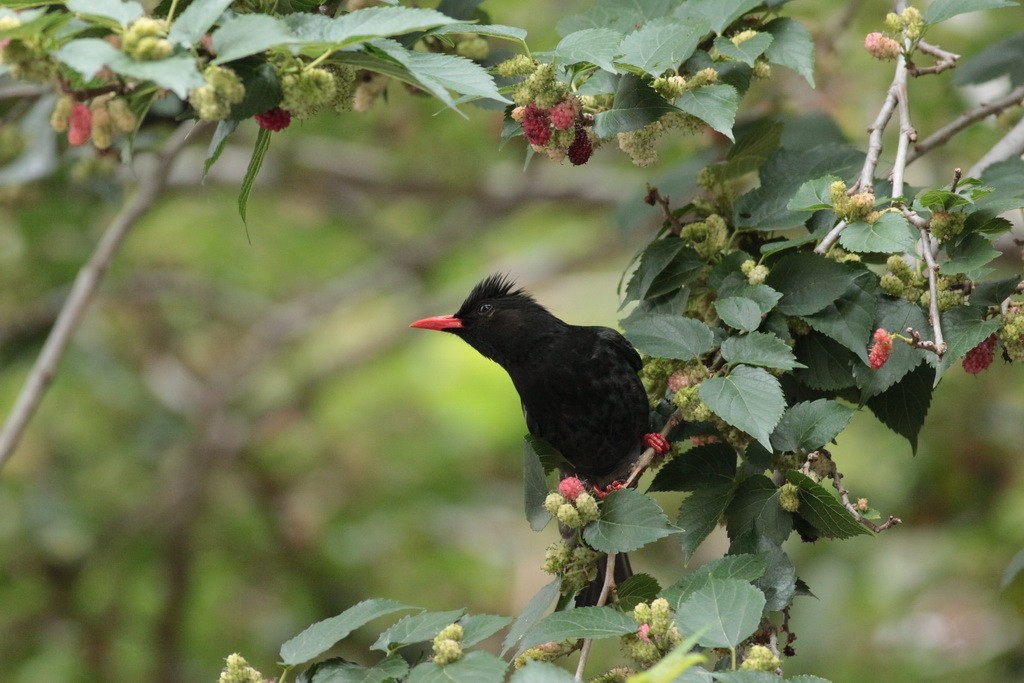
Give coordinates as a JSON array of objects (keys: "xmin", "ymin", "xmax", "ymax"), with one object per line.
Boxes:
[
  {"xmin": 285, "ymin": 7, "xmax": 461, "ymax": 52},
  {"xmin": 840, "ymin": 212, "xmax": 918, "ymax": 254},
  {"xmin": 238, "ymin": 127, "xmax": 272, "ymax": 226},
  {"xmin": 615, "ymin": 573, "xmax": 663, "ymax": 612},
  {"xmin": 793, "ymin": 332, "xmax": 857, "ymax": 391},
  {"xmin": 852, "ymin": 297, "xmax": 928, "ymax": 398},
  {"xmin": 712, "ymin": 32, "xmax": 772, "ymax": 66},
  {"xmin": 300, "ymin": 655, "xmax": 409, "ymax": 683},
  {"xmin": 518, "ymin": 606, "xmax": 638, "ymax": 652},
  {"xmin": 765, "ymin": 253, "xmax": 859, "ymax": 316},
  {"xmin": 866, "ymin": 362, "xmax": 934, "ymax": 452},
  {"xmin": 67, "ymin": 0, "xmax": 142, "ymax": 25},
  {"xmin": 934, "ymin": 305, "xmax": 1002, "ymax": 378},
  {"xmin": 953, "ymin": 34, "xmax": 1024, "ymax": 87},
  {"xmin": 787, "ymin": 175, "xmax": 840, "ymax": 211},
  {"xmin": 212, "ymin": 14, "xmax": 295, "ymax": 63},
  {"xmin": 373, "ymin": 41, "xmax": 509, "ymax": 105},
  {"xmin": 167, "ymin": 0, "xmax": 233, "ymax": 46},
  {"xmin": 593, "ymin": 73, "xmax": 680, "ymax": 137},
  {"xmin": 764, "ymin": 17, "xmax": 814, "ymax": 86},
  {"xmin": 944, "ymin": 232, "xmax": 1001, "ymax": 276},
  {"xmin": 725, "ymin": 475, "xmax": 792, "ymax": 547},
  {"xmin": 700, "ymin": 366, "xmax": 786, "ymax": 451},
  {"xmin": 686, "ymin": 0, "xmax": 763, "ymax": 34},
  {"xmin": 280, "ymin": 599, "xmax": 417, "ymax": 665},
  {"xmin": 648, "ymin": 442, "xmax": 737, "ymax": 493},
  {"xmin": 501, "ymin": 579, "xmax": 559, "ymax": 655},
  {"xmin": 523, "ymin": 435, "xmax": 554, "ymax": 531},
  {"xmin": 677, "ymin": 483, "xmax": 735, "ymax": 559},
  {"xmin": 722, "ymin": 121, "xmax": 783, "ymax": 179},
  {"xmin": 786, "ymin": 471, "xmax": 870, "ymax": 538},
  {"xmin": 372, "ymin": 609, "xmax": 466, "ymax": 653},
  {"xmin": 770, "ymin": 399, "xmax": 854, "ymax": 453},
  {"xmin": 55, "ymin": 38, "xmax": 204, "ymax": 97},
  {"xmin": 715, "ymin": 297, "xmax": 762, "ymax": 333},
  {"xmin": 624, "ymin": 238, "xmax": 704, "ymax": 305},
  {"xmin": 720, "ymin": 332, "xmax": 805, "ymax": 370},
  {"xmin": 618, "ymin": 16, "xmax": 709, "ymax": 76},
  {"xmin": 460, "ymin": 614, "xmax": 513, "ymax": 647},
  {"xmin": 753, "ymin": 538, "xmax": 796, "ymax": 613},
  {"xmin": 675, "ymin": 577, "xmax": 765, "ymax": 648},
  {"xmin": 509, "ymin": 661, "xmax": 578, "ymax": 683},
  {"xmin": 430, "ymin": 22, "xmax": 527, "ymax": 43},
  {"xmin": 661, "ymin": 554, "xmax": 768, "ymax": 609},
  {"xmin": 717, "ymin": 282, "xmax": 783, "ymax": 315},
  {"xmin": 553, "ymin": 28, "xmax": 623, "ymax": 71},
  {"xmin": 970, "ymin": 275, "xmax": 1020, "ymax": 307},
  {"xmin": 675, "ymin": 84, "xmax": 738, "ymax": 140},
  {"xmin": 583, "ymin": 488, "xmax": 678, "ymax": 553},
  {"xmin": 800, "ymin": 273, "xmax": 877, "ymax": 363},
  {"xmin": 923, "ymin": 0, "xmax": 1018, "ymax": 25},
  {"xmin": 204, "ymin": 119, "xmax": 237, "ymax": 178},
  {"xmin": 621, "ymin": 313, "xmax": 715, "ymax": 360},
  {"xmin": 406, "ymin": 651, "xmax": 507, "ymax": 683}
]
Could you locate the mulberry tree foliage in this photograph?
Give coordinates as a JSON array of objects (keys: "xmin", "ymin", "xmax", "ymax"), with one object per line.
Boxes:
[{"xmin": 3, "ymin": 0, "xmax": 1024, "ymax": 682}]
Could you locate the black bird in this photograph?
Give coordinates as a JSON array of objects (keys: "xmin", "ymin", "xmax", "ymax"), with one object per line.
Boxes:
[{"xmin": 410, "ymin": 274, "xmax": 668, "ymax": 605}]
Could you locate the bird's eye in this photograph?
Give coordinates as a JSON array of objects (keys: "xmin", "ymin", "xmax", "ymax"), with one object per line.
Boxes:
[{"xmin": 478, "ymin": 303, "xmax": 493, "ymax": 314}]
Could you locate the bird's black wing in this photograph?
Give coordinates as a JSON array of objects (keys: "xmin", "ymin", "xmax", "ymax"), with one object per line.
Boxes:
[{"xmin": 592, "ymin": 326, "xmax": 643, "ymax": 372}]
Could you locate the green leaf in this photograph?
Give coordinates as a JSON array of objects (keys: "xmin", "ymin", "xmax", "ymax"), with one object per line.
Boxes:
[
  {"xmin": 800, "ymin": 273, "xmax": 876, "ymax": 364},
  {"xmin": 286, "ymin": 7, "xmax": 461, "ymax": 51},
  {"xmin": 629, "ymin": 635, "xmax": 708, "ymax": 683},
  {"xmin": 712, "ymin": 32, "xmax": 772, "ymax": 66},
  {"xmin": 621, "ymin": 313, "xmax": 715, "ymax": 360},
  {"xmin": 677, "ymin": 483, "xmax": 735, "ymax": 559},
  {"xmin": 765, "ymin": 253, "xmax": 859, "ymax": 316},
  {"xmin": 518, "ymin": 606, "xmax": 638, "ymax": 652},
  {"xmin": 699, "ymin": 365, "xmax": 786, "ymax": 451},
  {"xmin": 675, "ymin": 84, "xmax": 739, "ymax": 141},
  {"xmin": 675, "ymin": 577, "xmax": 766, "ymax": 649},
  {"xmin": 230, "ymin": 59, "xmax": 283, "ymax": 120},
  {"xmin": 583, "ymin": 488, "xmax": 678, "ymax": 553},
  {"xmin": 280, "ymin": 599, "xmax": 417, "ymax": 665},
  {"xmin": 787, "ymin": 175, "xmax": 840, "ymax": 211},
  {"xmin": 661, "ymin": 553, "xmax": 769, "ymax": 609},
  {"xmin": 460, "ymin": 614, "xmax": 514, "ymax": 646},
  {"xmin": 934, "ymin": 305, "xmax": 1002, "ymax": 378},
  {"xmin": 944, "ymin": 232, "xmax": 1001, "ymax": 276},
  {"xmin": 717, "ymin": 283, "xmax": 782, "ymax": 316},
  {"xmin": 212, "ymin": 14, "xmax": 295, "ymax": 64},
  {"xmin": 430, "ymin": 23, "xmax": 528, "ymax": 43},
  {"xmin": 715, "ymin": 297, "xmax": 762, "ymax": 333},
  {"xmin": 615, "ymin": 573, "xmax": 663, "ymax": 612},
  {"xmin": 753, "ymin": 539, "xmax": 796, "ymax": 612},
  {"xmin": 553, "ymin": 28, "xmax": 623, "ymax": 71},
  {"xmin": 238, "ymin": 127, "xmax": 272, "ymax": 226},
  {"xmin": 840, "ymin": 212, "xmax": 919, "ymax": 254},
  {"xmin": 509, "ymin": 661, "xmax": 578, "ymax": 683},
  {"xmin": 593, "ymin": 74, "xmax": 680, "ymax": 138},
  {"xmin": 167, "ymin": 0, "xmax": 233, "ymax": 46},
  {"xmin": 55, "ymin": 38, "xmax": 204, "ymax": 97},
  {"xmin": 648, "ymin": 442, "xmax": 736, "ymax": 493},
  {"xmin": 624, "ymin": 238, "xmax": 704, "ymax": 304},
  {"xmin": 725, "ymin": 475, "xmax": 793, "ymax": 548},
  {"xmin": 970, "ymin": 275, "xmax": 1020, "ymax": 307},
  {"xmin": 372, "ymin": 40, "xmax": 509, "ymax": 106},
  {"xmin": 923, "ymin": 0, "xmax": 1018, "ymax": 25},
  {"xmin": 406, "ymin": 651, "xmax": 507, "ymax": 683},
  {"xmin": 300, "ymin": 655, "xmax": 409, "ymax": 683},
  {"xmin": 501, "ymin": 579, "xmax": 559, "ymax": 655},
  {"xmin": 770, "ymin": 399, "xmax": 854, "ymax": 453},
  {"xmin": 687, "ymin": 0, "xmax": 763, "ymax": 34},
  {"xmin": 720, "ymin": 332, "xmax": 805, "ymax": 370},
  {"xmin": 793, "ymin": 332, "xmax": 857, "ymax": 391},
  {"xmin": 618, "ymin": 16, "xmax": 709, "ymax": 76},
  {"xmin": 67, "ymin": 0, "xmax": 142, "ymax": 25},
  {"xmin": 523, "ymin": 436, "xmax": 553, "ymax": 532},
  {"xmin": 721, "ymin": 121, "xmax": 783, "ymax": 179},
  {"xmin": 203, "ymin": 119, "xmax": 237, "ymax": 179},
  {"xmin": 713, "ymin": 672, "xmax": 780, "ymax": 683},
  {"xmin": 953, "ymin": 34, "xmax": 1024, "ymax": 88},
  {"xmin": 764, "ymin": 17, "xmax": 814, "ymax": 86},
  {"xmin": 866, "ymin": 362, "xmax": 934, "ymax": 453},
  {"xmin": 786, "ymin": 471, "xmax": 871, "ymax": 539},
  {"xmin": 371, "ymin": 609, "xmax": 465, "ymax": 653}
]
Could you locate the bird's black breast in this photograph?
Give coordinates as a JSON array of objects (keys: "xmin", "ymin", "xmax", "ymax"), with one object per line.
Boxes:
[{"xmin": 508, "ymin": 325, "xmax": 648, "ymax": 484}]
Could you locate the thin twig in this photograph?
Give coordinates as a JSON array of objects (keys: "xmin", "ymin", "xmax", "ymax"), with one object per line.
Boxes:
[
  {"xmin": 574, "ymin": 553, "xmax": 618, "ymax": 681},
  {"xmin": 903, "ymin": 84, "xmax": 1024, "ymax": 167},
  {"xmin": 0, "ymin": 122, "xmax": 204, "ymax": 472},
  {"xmin": 624, "ymin": 409, "xmax": 683, "ymax": 488},
  {"xmin": 966, "ymin": 114, "xmax": 1024, "ymax": 178},
  {"xmin": 906, "ymin": 40, "xmax": 960, "ymax": 76},
  {"xmin": 644, "ymin": 185, "xmax": 685, "ymax": 235},
  {"xmin": 829, "ymin": 469, "xmax": 901, "ymax": 533},
  {"xmin": 901, "ymin": 206, "xmax": 948, "ymax": 357}
]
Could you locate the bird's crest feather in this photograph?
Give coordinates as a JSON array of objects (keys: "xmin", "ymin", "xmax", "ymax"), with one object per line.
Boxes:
[{"xmin": 459, "ymin": 274, "xmax": 537, "ymax": 311}]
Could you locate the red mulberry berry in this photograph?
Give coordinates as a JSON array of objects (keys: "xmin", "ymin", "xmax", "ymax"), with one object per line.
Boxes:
[
  {"xmin": 868, "ymin": 328, "xmax": 893, "ymax": 370},
  {"xmin": 255, "ymin": 107, "xmax": 291, "ymax": 132},
  {"xmin": 558, "ymin": 476, "xmax": 585, "ymax": 502},
  {"xmin": 68, "ymin": 103, "xmax": 92, "ymax": 146},
  {"xmin": 549, "ymin": 99, "xmax": 576, "ymax": 131},
  {"xmin": 520, "ymin": 103, "xmax": 551, "ymax": 146},
  {"xmin": 962, "ymin": 334, "xmax": 997, "ymax": 374},
  {"xmin": 567, "ymin": 125, "xmax": 593, "ymax": 166}
]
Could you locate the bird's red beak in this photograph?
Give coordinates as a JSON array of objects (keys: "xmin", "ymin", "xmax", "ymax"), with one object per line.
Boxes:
[{"xmin": 410, "ymin": 314, "xmax": 463, "ymax": 331}]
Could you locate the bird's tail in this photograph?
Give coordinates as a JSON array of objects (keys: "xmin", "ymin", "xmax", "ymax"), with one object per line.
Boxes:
[{"xmin": 575, "ymin": 552, "xmax": 632, "ymax": 607}]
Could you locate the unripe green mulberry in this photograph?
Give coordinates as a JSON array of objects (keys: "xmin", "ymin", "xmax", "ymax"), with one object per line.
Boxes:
[
  {"xmin": 456, "ymin": 35, "xmax": 489, "ymax": 60},
  {"xmin": 496, "ymin": 54, "xmax": 535, "ymax": 78},
  {"xmin": 998, "ymin": 310, "xmax": 1024, "ymax": 362},
  {"xmin": 741, "ymin": 259, "xmax": 769, "ymax": 285},
  {"xmin": 281, "ymin": 67, "xmax": 337, "ymax": 120},
  {"xmin": 90, "ymin": 98, "xmax": 113, "ymax": 150},
  {"xmin": 544, "ymin": 492, "xmax": 566, "ymax": 515},
  {"xmin": 633, "ymin": 601, "xmax": 652, "ymax": 625},
  {"xmin": 432, "ymin": 638, "xmax": 462, "ymax": 665},
  {"xmin": 753, "ymin": 59, "xmax": 771, "ymax": 79},
  {"xmin": 557, "ymin": 503, "xmax": 582, "ymax": 528},
  {"xmin": 50, "ymin": 95, "xmax": 73, "ymax": 133},
  {"xmin": 673, "ymin": 385, "xmax": 712, "ymax": 422},
  {"xmin": 574, "ymin": 492, "xmax": 600, "ymax": 524},
  {"xmin": 218, "ymin": 653, "xmax": 264, "ymax": 683},
  {"xmin": 542, "ymin": 541, "xmax": 571, "ymax": 574},
  {"xmin": 620, "ymin": 634, "xmax": 660, "ymax": 664},
  {"xmin": 123, "ymin": 17, "xmax": 172, "ymax": 61},
  {"xmin": 189, "ymin": 65, "xmax": 245, "ymax": 122},
  {"xmin": 929, "ymin": 210, "xmax": 967, "ymax": 242},
  {"xmin": 879, "ymin": 272, "xmax": 906, "ymax": 297},
  {"xmin": 741, "ymin": 644, "xmax": 781, "ymax": 672},
  {"xmin": 779, "ymin": 482, "xmax": 800, "ymax": 512},
  {"xmin": 649, "ymin": 598, "xmax": 671, "ymax": 635}
]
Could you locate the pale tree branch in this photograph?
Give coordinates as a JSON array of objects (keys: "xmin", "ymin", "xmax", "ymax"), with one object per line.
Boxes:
[
  {"xmin": 966, "ymin": 114, "xmax": 1024, "ymax": 178},
  {"xmin": 0, "ymin": 122, "xmax": 206, "ymax": 472},
  {"xmin": 574, "ymin": 552, "xmax": 618, "ymax": 681}
]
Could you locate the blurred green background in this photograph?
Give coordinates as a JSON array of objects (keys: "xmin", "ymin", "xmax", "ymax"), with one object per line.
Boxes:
[{"xmin": 1, "ymin": 1, "xmax": 1023, "ymax": 681}]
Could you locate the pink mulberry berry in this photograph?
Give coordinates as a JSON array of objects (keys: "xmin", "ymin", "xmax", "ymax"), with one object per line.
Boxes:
[
  {"xmin": 521, "ymin": 103, "xmax": 551, "ymax": 146},
  {"xmin": 567, "ymin": 125, "xmax": 593, "ymax": 166},
  {"xmin": 962, "ymin": 334, "xmax": 997, "ymax": 374},
  {"xmin": 868, "ymin": 328, "xmax": 893, "ymax": 370},
  {"xmin": 864, "ymin": 32, "xmax": 900, "ymax": 60},
  {"xmin": 68, "ymin": 103, "xmax": 92, "ymax": 146},
  {"xmin": 558, "ymin": 476, "xmax": 586, "ymax": 502},
  {"xmin": 255, "ymin": 107, "xmax": 291, "ymax": 132},
  {"xmin": 549, "ymin": 99, "xmax": 576, "ymax": 131}
]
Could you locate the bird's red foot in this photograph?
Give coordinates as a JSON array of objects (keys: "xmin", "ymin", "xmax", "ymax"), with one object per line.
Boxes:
[
  {"xmin": 593, "ymin": 481, "xmax": 625, "ymax": 499},
  {"xmin": 642, "ymin": 432, "xmax": 670, "ymax": 454}
]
